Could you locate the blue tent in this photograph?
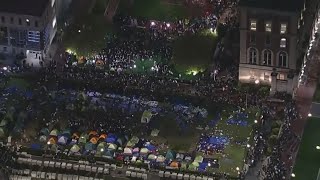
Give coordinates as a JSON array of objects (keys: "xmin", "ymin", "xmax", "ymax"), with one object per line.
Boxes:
[
  {"xmin": 106, "ymin": 134, "xmax": 118, "ymax": 143},
  {"xmin": 199, "ymin": 163, "xmax": 208, "ymax": 172},
  {"xmin": 146, "ymin": 144, "xmax": 156, "ymax": 152},
  {"xmin": 105, "ymin": 149, "xmax": 115, "ymax": 157}
]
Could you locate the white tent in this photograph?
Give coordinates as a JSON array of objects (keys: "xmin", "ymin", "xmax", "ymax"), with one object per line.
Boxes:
[
  {"xmin": 58, "ymin": 136, "xmax": 68, "ymax": 145},
  {"xmin": 156, "ymin": 155, "xmax": 165, "ymax": 162},
  {"xmin": 124, "ymin": 147, "xmax": 133, "ymax": 155},
  {"xmin": 70, "ymin": 145, "xmax": 80, "ymax": 153},
  {"xmin": 140, "ymin": 148, "xmax": 149, "ymax": 154},
  {"xmin": 108, "ymin": 143, "xmax": 117, "ymax": 150}
]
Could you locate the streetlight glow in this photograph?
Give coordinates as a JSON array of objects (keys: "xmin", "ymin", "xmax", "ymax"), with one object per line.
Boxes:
[
  {"xmin": 291, "ymin": 173, "xmax": 296, "ymax": 177},
  {"xmin": 308, "ymin": 113, "xmax": 312, "ymax": 117},
  {"xmin": 316, "ymin": 146, "xmax": 320, "ymax": 150},
  {"xmin": 255, "ymin": 79, "xmax": 260, "ymax": 84}
]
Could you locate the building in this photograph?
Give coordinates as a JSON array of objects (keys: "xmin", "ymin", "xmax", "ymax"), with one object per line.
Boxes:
[
  {"xmin": 238, "ymin": 0, "xmax": 305, "ymax": 94},
  {"xmin": 0, "ymin": 0, "xmax": 62, "ymax": 66}
]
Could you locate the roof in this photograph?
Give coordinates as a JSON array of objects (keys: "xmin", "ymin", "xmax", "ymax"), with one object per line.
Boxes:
[
  {"xmin": 0, "ymin": 0, "xmax": 50, "ymax": 17},
  {"xmin": 239, "ymin": 0, "xmax": 304, "ymax": 12}
]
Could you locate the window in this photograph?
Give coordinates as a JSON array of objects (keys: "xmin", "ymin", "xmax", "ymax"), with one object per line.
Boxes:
[
  {"xmin": 280, "ymin": 23, "xmax": 287, "ymax": 34},
  {"xmin": 18, "ymin": 18, "xmax": 22, "ymax": 25},
  {"xmin": 265, "ymin": 21, "xmax": 272, "ymax": 32},
  {"xmin": 249, "ymin": 33, "xmax": 256, "ymax": 44},
  {"xmin": 263, "ymin": 50, "xmax": 272, "ymax": 66},
  {"xmin": 248, "ymin": 48, "xmax": 258, "ymax": 64},
  {"xmin": 280, "ymin": 38, "xmax": 286, "ymax": 48},
  {"xmin": 264, "ymin": 72, "xmax": 270, "ymax": 81},
  {"xmin": 278, "ymin": 51, "xmax": 287, "ymax": 67},
  {"xmin": 1, "ymin": 16, "xmax": 5, "ymax": 23},
  {"xmin": 10, "ymin": 17, "xmax": 13, "ymax": 24},
  {"xmin": 35, "ymin": 21, "xmax": 38, "ymax": 27},
  {"xmin": 277, "ymin": 73, "xmax": 286, "ymax": 80},
  {"xmin": 265, "ymin": 35, "xmax": 271, "ymax": 45},
  {"xmin": 250, "ymin": 19, "xmax": 257, "ymax": 31}
]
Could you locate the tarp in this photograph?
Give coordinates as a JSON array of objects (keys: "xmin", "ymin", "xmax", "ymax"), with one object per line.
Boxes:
[
  {"xmin": 49, "ymin": 129, "xmax": 59, "ymax": 136},
  {"xmin": 58, "ymin": 136, "xmax": 68, "ymax": 145},
  {"xmin": 108, "ymin": 143, "xmax": 117, "ymax": 150},
  {"xmin": 70, "ymin": 144, "xmax": 80, "ymax": 153},
  {"xmin": 124, "ymin": 147, "xmax": 132, "ymax": 155},
  {"xmin": 141, "ymin": 110, "xmax": 153, "ymax": 123}
]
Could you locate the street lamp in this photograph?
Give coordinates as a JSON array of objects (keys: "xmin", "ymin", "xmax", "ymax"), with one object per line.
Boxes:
[
  {"xmin": 316, "ymin": 146, "xmax": 320, "ymax": 150},
  {"xmin": 255, "ymin": 79, "xmax": 260, "ymax": 84},
  {"xmin": 291, "ymin": 173, "xmax": 296, "ymax": 178},
  {"xmin": 308, "ymin": 113, "xmax": 312, "ymax": 117},
  {"xmin": 254, "ymin": 120, "xmax": 258, "ymax": 124},
  {"xmin": 236, "ymin": 167, "xmax": 240, "ymax": 171},
  {"xmin": 246, "ymin": 144, "xmax": 251, "ymax": 148}
]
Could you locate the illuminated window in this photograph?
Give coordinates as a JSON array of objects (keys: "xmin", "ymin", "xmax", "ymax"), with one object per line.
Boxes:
[
  {"xmin": 280, "ymin": 38, "xmax": 286, "ymax": 48},
  {"xmin": 265, "ymin": 21, "xmax": 272, "ymax": 32},
  {"xmin": 250, "ymin": 20, "xmax": 257, "ymax": 31},
  {"xmin": 277, "ymin": 73, "xmax": 286, "ymax": 80},
  {"xmin": 278, "ymin": 51, "xmax": 287, "ymax": 67},
  {"xmin": 280, "ymin": 23, "xmax": 287, "ymax": 34},
  {"xmin": 263, "ymin": 49, "xmax": 272, "ymax": 66},
  {"xmin": 248, "ymin": 48, "xmax": 258, "ymax": 64}
]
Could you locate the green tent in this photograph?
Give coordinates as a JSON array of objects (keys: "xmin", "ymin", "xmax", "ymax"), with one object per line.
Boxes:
[
  {"xmin": 49, "ymin": 129, "xmax": 59, "ymax": 136},
  {"xmin": 0, "ymin": 127, "xmax": 5, "ymax": 137},
  {"xmin": 97, "ymin": 142, "xmax": 107, "ymax": 152},
  {"xmin": 70, "ymin": 144, "xmax": 81, "ymax": 153},
  {"xmin": 79, "ymin": 133, "xmax": 89, "ymax": 144},
  {"xmin": 194, "ymin": 155, "xmax": 203, "ymax": 163}
]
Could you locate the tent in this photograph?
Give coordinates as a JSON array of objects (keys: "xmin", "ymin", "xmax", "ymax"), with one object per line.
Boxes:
[
  {"xmin": 166, "ymin": 150, "xmax": 176, "ymax": 160},
  {"xmin": 72, "ymin": 132, "xmax": 80, "ymax": 139},
  {"xmin": 117, "ymin": 137, "xmax": 125, "ymax": 146},
  {"xmin": 47, "ymin": 137, "xmax": 57, "ymax": 145},
  {"xmin": 79, "ymin": 133, "xmax": 88, "ymax": 144},
  {"xmin": 132, "ymin": 147, "xmax": 140, "ymax": 153},
  {"xmin": 39, "ymin": 135, "xmax": 47, "ymax": 142},
  {"xmin": 147, "ymin": 154, "xmax": 157, "ymax": 160},
  {"xmin": 124, "ymin": 147, "xmax": 133, "ymax": 155},
  {"xmin": 108, "ymin": 143, "xmax": 117, "ymax": 150},
  {"xmin": 141, "ymin": 110, "xmax": 153, "ymax": 123},
  {"xmin": 49, "ymin": 129, "xmax": 59, "ymax": 136},
  {"xmin": 170, "ymin": 161, "xmax": 179, "ymax": 168},
  {"xmin": 106, "ymin": 134, "xmax": 117, "ymax": 143},
  {"xmin": 85, "ymin": 142, "xmax": 96, "ymax": 151},
  {"xmin": 69, "ymin": 139, "xmax": 77, "ymax": 145},
  {"xmin": 104, "ymin": 149, "xmax": 115, "ymax": 157},
  {"xmin": 0, "ymin": 128, "xmax": 4, "ymax": 137},
  {"xmin": 31, "ymin": 144, "xmax": 41, "ymax": 150},
  {"xmin": 126, "ymin": 136, "xmax": 139, "ymax": 147},
  {"xmin": 176, "ymin": 153, "xmax": 184, "ymax": 160},
  {"xmin": 188, "ymin": 162, "xmax": 199, "ymax": 171},
  {"xmin": 97, "ymin": 142, "xmax": 107, "ymax": 152},
  {"xmin": 50, "ymin": 144, "xmax": 59, "ymax": 152},
  {"xmin": 99, "ymin": 134, "xmax": 107, "ymax": 140},
  {"xmin": 180, "ymin": 162, "xmax": 188, "ymax": 170},
  {"xmin": 90, "ymin": 137, "xmax": 98, "ymax": 144},
  {"xmin": 0, "ymin": 119, "xmax": 8, "ymax": 127},
  {"xmin": 194, "ymin": 155, "xmax": 203, "ymax": 163},
  {"xmin": 140, "ymin": 148, "xmax": 149, "ymax": 154},
  {"xmin": 89, "ymin": 130, "xmax": 97, "ymax": 136},
  {"xmin": 40, "ymin": 128, "xmax": 49, "ymax": 135},
  {"xmin": 151, "ymin": 129, "xmax": 160, "ymax": 137},
  {"xmin": 70, "ymin": 144, "xmax": 80, "ymax": 153},
  {"xmin": 58, "ymin": 136, "xmax": 68, "ymax": 145},
  {"xmin": 156, "ymin": 155, "xmax": 165, "ymax": 162},
  {"xmin": 146, "ymin": 144, "xmax": 156, "ymax": 152},
  {"xmin": 61, "ymin": 129, "xmax": 71, "ymax": 136}
]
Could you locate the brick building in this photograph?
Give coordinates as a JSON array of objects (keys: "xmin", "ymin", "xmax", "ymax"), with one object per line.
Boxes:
[{"xmin": 238, "ymin": 0, "xmax": 305, "ymax": 94}]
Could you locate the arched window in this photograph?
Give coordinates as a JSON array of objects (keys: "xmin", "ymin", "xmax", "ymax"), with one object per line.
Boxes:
[
  {"xmin": 262, "ymin": 49, "xmax": 272, "ymax": 66},
  {"xmin": 248, "ymin": 48, "xmax": 258, "ymax": 64},
  {"xmin": 278, "ymin": 51, "xmax": 288, "ymax": 67}
]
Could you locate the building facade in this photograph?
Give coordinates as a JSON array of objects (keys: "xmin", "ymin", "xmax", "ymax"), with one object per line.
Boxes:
[
  {"xmin": 0, "ymin": 0, "xmax": 61, "ymax": 65},
  {"xmin": 238, "ymin": 0, "xmax": 304, "ymax": 94}
]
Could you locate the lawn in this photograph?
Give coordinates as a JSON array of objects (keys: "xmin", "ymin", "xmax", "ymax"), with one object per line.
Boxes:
[
  {"xmin": 63, "ymin": 0, "xmax": 113, "ymax": 57},
  {"xmin": 293, "ymin": 117, "xmax": 320, "ymax": 180},
  {"xmin": 118, "ymin": 0, "xmax": 189, "ymax": 21},
  {"xmin": 172, "ymin": 30, "xmax": 218, "ymax": 75}
]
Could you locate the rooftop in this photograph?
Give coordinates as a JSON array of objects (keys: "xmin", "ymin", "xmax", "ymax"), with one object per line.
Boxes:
[
  {"xmin": 0, "ymin": 0, "xmax": 50, "ymax": 17},
  {"xmin": 239, "ymin": 0, "xmax": 304, "ymax": 12}
]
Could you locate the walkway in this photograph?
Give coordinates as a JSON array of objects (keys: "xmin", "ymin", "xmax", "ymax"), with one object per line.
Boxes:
[{"xmin": 104, "ymin": 0, "xmax": 120, "ymax": 22}]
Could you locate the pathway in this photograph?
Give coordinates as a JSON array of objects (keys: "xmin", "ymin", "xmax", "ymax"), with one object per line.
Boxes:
[{"xmin": 104, "ymin": 0, "xmax": 120, "ymax": 22}]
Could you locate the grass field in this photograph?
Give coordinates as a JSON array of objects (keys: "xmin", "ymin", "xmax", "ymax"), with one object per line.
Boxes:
[
  {"xmin": 293, "ymin": 117, "xmax": 320, "ymax": 180},
  {"xmin": 172, "ymin": 30, "xmax": 218, "ymax": 75},
  {"xmin": 118, "ymin": 0, "xmax": 188, "ymax": 21}
]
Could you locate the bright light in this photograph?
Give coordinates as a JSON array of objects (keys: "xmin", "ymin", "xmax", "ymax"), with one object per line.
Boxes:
[
  {"xmin": 291, "ymin": 173, "xmax": 295, "ymax": 177},
  {"xmin": 26, "ymin": 19, "xmax": 30, "ymax": 22},
  {"xmin": 100, "ymin": 148, "xmax": 104, "ymax": 152},
  {"xmin": 254, "ymin": 120, "xmax": 258, "ymax": 124},
  {"xmin": 210, "ymin": 28, "xmax": 213, "ymax": 32},
  {"xmin": 133, "ymin": 65, "xmax": 137, "ymax": 68},
  {"xmin": 246, "ymin": 144, "xmax": 251, "ymax": 148},
  {"xmin": 236, "ymin": 167, "xmax": 240, "ymax": 171},
  {"xmin": 151, "ymin": 67, "xmax": 155, "ymax": 71},
  {"xmin": 316, "ymin": 146, "xmax": 320, "ymax": 150},
  {"xmin": 92, "ymin": 60, "xmax": 96, "ymax": 63},
  {"xmin": 52, "ymin": 17, "xmax": 57, "ymax": 28},
  {"xmin": 2, "ymin": 67, "xmax": 8, "ymax": 71},
  {"xmin": 208, "ymin": 163, "xmax": 211, "ymax": 167},
  {"xmin": 255, "ymin": 79, "xmax": 260, "ymax": 84},
  {"xmin": 166, "ymin": 23, "xmax": 170, "ymax": 28},
  {"xmin": 78, "ymin": 29, "xmax": 81, "ymax": 33},
  {"xmin": 308, "ymin": 113, "xmax": 312, "ymax": 117},
  {"xmin": 47, "ymin": 142, "xmax": 50, "ymax": 145},
  {"xmin": 151, "ymin": 21, "xmax": 155, "ymax": 26}
]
